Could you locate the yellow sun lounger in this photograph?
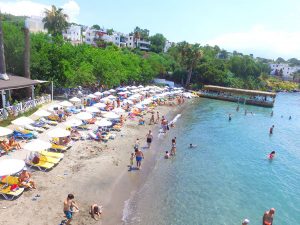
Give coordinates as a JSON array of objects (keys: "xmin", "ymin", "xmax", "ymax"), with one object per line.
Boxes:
[
  {"xmin": 40, "ymin": 150, "xmax": 64, "ymax": 159},
  {"xmin": 51, "ymin": 143, "xmax": 69, "ymax": 151},
  {"xmin": 0, "ymin": 184, "xmax": 24, "ymax": 200},
  {"xmin": 26, "ymin": 160, "xmax": 55, "ymax": 171},
  {"xmin": 1, "ymin": 176, "xmax": 19, "ymax": 186},
  {"xmin": 39, "ymin": 155, "xmax": 61, "ymax": 164}
]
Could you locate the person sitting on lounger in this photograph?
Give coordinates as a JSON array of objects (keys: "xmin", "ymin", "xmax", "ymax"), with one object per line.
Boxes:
[
  {"xmin": 18, "ymin": 168, "xmax": 36, "ymax": 189},
  {"xmin": 0, "ymin": 139, "xmax": 12, "ymax": 153},
  {"xmin": 70, "ymin": 129, "xmax": 81, "ymax": 139},
  {"xmin": 90, "ymin": 203, "xmax": 103, "ymax": 220},
  {"xmin": 8, "ymin": 136, "xmax": 21, "ymax": 150}
]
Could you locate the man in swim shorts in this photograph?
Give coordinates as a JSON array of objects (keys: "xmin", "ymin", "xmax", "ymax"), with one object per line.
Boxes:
[
  {"xmin": 135, "ymin": 149, "xmax": 144, "ymax": 170},
  {"xmin": 262, "ymin": 208, "xmax": 275, "ymax": 225},
  {"xmin": 63, "ymin": 194, "xmax": 79, "ymax": 225},
  {"xmin": 146, "ymin": 130, "xmax": 153, "ymax": 148}
]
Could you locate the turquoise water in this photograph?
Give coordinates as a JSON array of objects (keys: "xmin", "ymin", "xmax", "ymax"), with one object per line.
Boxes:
[{"xmin": 124, "ymin": 93, "xmax": 300, "ymax": 225}]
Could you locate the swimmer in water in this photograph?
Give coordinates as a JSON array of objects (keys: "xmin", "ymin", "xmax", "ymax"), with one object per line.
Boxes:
[
  {"xmin": 165, "ymin": 151, "xmax": 170, "ymax": 159},
  {"xmin": 236, "ymin": 105, "xmax": 240, "ymax": 112},
  {"xmin": 189, "ymin": 144, "xmax": 197, "ymax": 148},
  {"xmin": 270, "ymin": 111, "xmax": 273, "ymax": 117},
  {"xmin": 228, "ymin": 114, "xmax": 232, "ymax": 121},
  {"xmin": 269, "ymin": 151, "xmax": 275, "ymax": 159},
  {"xmin": 289, "ymin": 116, "xmax": 292, "ymax": 120},
  {"xmin": 244, "ymin": 109, "xmax": 247, "ymax": 115},
  {"xmin": 269, "ymin": 125, "xmax": 274, "ymax": 135},
  {"xmin": 262, "ymin": 208, "xmax": 275, "ymax": 225}
]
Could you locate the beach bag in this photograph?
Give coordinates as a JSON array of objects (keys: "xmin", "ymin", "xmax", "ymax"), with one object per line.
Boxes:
[{"xmin": 32, "ymin": 156, "xmax": 40, "ymax": 164}]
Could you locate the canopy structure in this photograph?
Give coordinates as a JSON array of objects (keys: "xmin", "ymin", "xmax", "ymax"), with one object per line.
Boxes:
[
  {"xmin": 0, "ymin": 127, "xmax": 13, "ymax": 137},
  {"xmin": 87, "ymin": 94, "xmax": 96, "ymax": 98},
  {"xmin": 59, "ymin": 101, "xmax": 73, "ymax": 107},
  {"xmin": 203, "ymin": 85, "xmax": 276, "ymax": 97},
  {"xmin": 0, "ymin": 75, "xmax": 40, "ymax": 91},
  {"xmin": 94, "ymin": 92, "xmax": 103, "ymax": 96},
  {"xmin": 95, "ymin": 119, "xmax": 112, "ymax": 127},
  {"xmin": 109, "ymin": 89, "xmax": 116, "ymax": 93},
  {"xmin": 34, "ymin": 109, "xmax": 51, "ymax": 117},
  {"xmin": 64, "ymin": 119, "xmax": 82, "ymax": 127},
  {"xmin": 103, "ymin": 91, "xmax": 110, "ymax": 95},
  {"xmin": 85, "ymin": 106, "xmax": 100, "ymax": 113},
  {"xmin": 48, "ymin": 128, "xmax": 70, "ymax": 138},
  {"xmin": 112, "ymin": 108, "xmax": 125, "ymax": 114},
  {"xmin": 76, "ymin": 112, "xmax": 92, "ymax": 120},
  {"xmin": 103, "ymin": 112, "xmax": 120, "ymax": 119},
  {"xmin": 0, "ymin": 159, "xmax": 25, "ymax": 176},
  {"xmin": 11, "ymin": 116, "xmax": 34, "ymax": 126},
  {"xmin": 69, "ymin": 97, "xmax": 81, "ymax": 102},
  {"xmin": 93, "ymin": 102, "xmax": 106, "ymax": 108},
  {"xmin": 24, "ymin": 139, "xmax": 52, "ymax": 151}
]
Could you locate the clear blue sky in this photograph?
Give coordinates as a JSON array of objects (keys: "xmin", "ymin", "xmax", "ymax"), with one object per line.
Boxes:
[{"xmin": 1, "ymin": 0, "xmax": 300, "ymax": 59}]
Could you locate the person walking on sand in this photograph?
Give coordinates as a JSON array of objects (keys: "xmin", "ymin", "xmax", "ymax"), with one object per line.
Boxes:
[
  {"xmin": 149, "ymin": 112, "xmax": 155, "ymax": 125},
  {"xmin": 134, "ymin": 138, "xmax": 140, "ymax": 150},
  {"xmin": 135, "ymin": 148, "xmax": 144, "ymax": 170},
  {"xmin": 269, "ymin": 125, "xmax": 274, "ymax": 135},
  {"xmin": 130, "ymin": 153, "xmax": 134, "ymax": 170},
  {"xmin": 63, "ymin": 194, "xmax": 79, "ymax": 225},
  {"xmin": 262, "ymin": 208, "xmax": 275, "ymax": 225},
  {"xmin": 146, "ymin": 130, "xmax": 153, "ymax": 148},
  {"xmin": 155, "ymin": 111, "xmax": 160, "ymax": 124}
]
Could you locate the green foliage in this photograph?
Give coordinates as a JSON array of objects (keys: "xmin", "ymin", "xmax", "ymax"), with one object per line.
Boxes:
[
  {"xmin": 149, "ymin": 33, "xmax": 166, "ymax": 53},
  {"xmin": 43, "ymin": 5, "xmax": 69, "ymax": 36},
  {"xmin": 132, "ymin": 26, "xmax": 150, "ymax": 40},
  {"xmin": 91, "ymin": 24, "xmax": 100, "ymax": 30},
  {"xmin": 106, "ymin": 28, "xmax": 114, "ymax": 35}
]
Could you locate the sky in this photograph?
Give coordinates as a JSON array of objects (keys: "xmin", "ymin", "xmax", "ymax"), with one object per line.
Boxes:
[{"xmin": 1, "ymin": 0, "xmax": 300, "ymax": 59}]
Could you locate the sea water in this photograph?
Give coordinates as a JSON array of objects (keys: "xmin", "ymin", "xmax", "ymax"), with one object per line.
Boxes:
[{"xmin": 123, "ymin": 93, "xmax": 300, "ymax": 225}]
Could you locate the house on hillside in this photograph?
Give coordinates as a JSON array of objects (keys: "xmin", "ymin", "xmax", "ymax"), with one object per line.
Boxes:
[
  {"xmin": 269, "ymin": 63, "xmax": 300, "ymax": 80},
  {"xmin": 63, "ymin": 25, "xmax": 82, "ymax": 45}
]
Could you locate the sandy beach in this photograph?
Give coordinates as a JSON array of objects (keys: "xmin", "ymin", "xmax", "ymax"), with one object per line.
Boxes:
[{"xmin": 0, "ymin": 100, "xmax": 186, "ymax": 225}]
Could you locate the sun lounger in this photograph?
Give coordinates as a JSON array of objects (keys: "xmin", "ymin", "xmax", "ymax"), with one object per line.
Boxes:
[
  {"xmin": 32, "ymin": 121, "xmax": 50, "ymax": 129},
  {"xmin": 51, "ymin": 143, "xmax": 69, "ymax": 151},
  {"xmin": 26, "ymin": 160, "xmax": 55, "ymax": 171},
  {"xmin": 40, "ymin": 118, "xmax": 58, "ymax": 126},
  {"xmin": 48, "ymin": 115, "xmax": 59, "ymax": 121},
  {"xmin": 1, "ymin": 176, "xmax": 19, "ymax": 186},
  {"xmin": 40, "ymin": 150, "xmax": 64, "ymax": 159},
  {"xmin": 77, "ymin": 124, "xmax": 89, "ymax": 130},
  {"xmin": 24, "ymin": 124, "xmax": 45, "ymax": 133},
  {"xmin": 39, "ymin": 155, "xmax": 61, "ymax": 164},
  {"xmin": 0, "ymin": 184, "xmax": 24, "ymax": 200},
  {"xmin": 13, "ymin": 131, "xmax": 34, "ymax": 140},
  {"xmin": 16, "ymin": 127, "xmax": 38, "ymax": 137}
]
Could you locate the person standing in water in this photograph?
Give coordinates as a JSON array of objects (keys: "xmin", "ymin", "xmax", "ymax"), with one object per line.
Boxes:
[
  {"xmin": 146, "ymin": 130, "xmax": 153, "ymax": 148},
  {"xmin": 262, "ymin": 208, "xmax": 275, "ymax": 225},
  {"xmin": 269, "ymin": 125, "xmax": 274, "ymax": 135},
  {"xmin": 244, "ymin": 109, "xmax": 247, "ymax": 115},
  {"xmin": 242, "ymin": 219, "xmax": 250, "ymax": 225},
  {"xmin": 269, "ymin": 151, "xmax": 275, "ymax": 159},
  {"xmin": 289, "ymin": 116, "xmax": 292, "ymax": 120},
  {"xmin": 270, "ymin": 111, "xmax": 273, "ymax": 117},
  {"xmin": 229, "ymin": 114, "xmax": 232, "ymax": 121},
  {"xmin": 236, "ymin": 105, "xmax": 240, "ymax": 112}
]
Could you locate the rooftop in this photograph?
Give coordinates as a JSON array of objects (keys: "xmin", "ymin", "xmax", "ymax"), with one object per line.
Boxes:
[{"xmin": 0, "ymin": 75, "xmax": 41, "ymax": 91}]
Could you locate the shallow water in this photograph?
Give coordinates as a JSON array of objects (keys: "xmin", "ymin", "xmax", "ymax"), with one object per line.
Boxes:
[{"xmin": 123, "ymin": 93, "xmax": 300, "ymax": 225}]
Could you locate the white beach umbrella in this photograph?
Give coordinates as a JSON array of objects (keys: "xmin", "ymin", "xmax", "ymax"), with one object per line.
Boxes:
[
  {"xmin": 135, "ymin": 104, "xmax": 145, "ymax": 109},
  {"xmin": 93, "ymin": 102, "xmax": 106, "ymax": 108},
  {"xmin": 103, "ymin": 91, "xmax": 110, "ymax": 95},
  {"xmin": 64, "ymin": 119, "xmax": 82, "ymax": 127},
  {"xmin": 103, "ymin": 112, "xmax": 120, "ymax": 119},
  {"xmin": 24, "ymin": 139, "xmax": 52, "ymax": 152},
  {"xmin": 107, "ymin": 95, "xmax": 116, "ymax": 100},
  {"xmin": 131, "ymin": 86, "xmax": 137, "ymax": 89},
  {"xmin": 112, "ymin": 108, "xmax": 125, "ymax": 114},
  {"xmin": 0, "ymin": 127, "xmax": 13, "ymax": 137},
  {"xmin": 95, "ymin": 119, "xmax": 112, "ymax": 127},
  {"xmin": 0, "ymin": 159, "xmax": 25, "ymax": 176},
  {"xmin": 100, "ymin": 97, "xmax": 112, "ymax": 103},
  {"xmin": 86, "ymin": 106, "xmax": 100, "ymax": 113},
  {"xmin": 59, "ymin": 101, "xmax": 73, "ymax": 107},
  {"xmin": 76, "ymin": 112, "xmax": 92, "ymax": 120},
  {"xmin": 118, "ymin": 92, "xmax": 126, "ymax": 95},
  {"xmin": 109, "ymin": 89, "xmax": 116, "ymax": 92},
  {"xmin": 34, "ymin": 109, "xmax": 51, "ymax": 117},
  {"xmin": 48, "ymin": 128, "xmax": 70, "ymax": 138},
  {"xmin": 69, "ymin": 97, "xmax": 81, "ymax": 102},
  {"xmin": 138, "ymin": 85, "xmax": 143, "ymax": 88},
  {"xmin": 123, "ymin": 99, "xmax": 133, "ymax": 105},
  {"xmin": 48, "ymin": 104, "xmax": 61, "ymax": 111},
  {"xmin": 11, "ymin": 117, "xmax": 34, "ymax": 126},
  {"xmin": 94, "ymin": 92, "xmax": 103, "ymax": 96},
  {"xmin": 87, "ymin": 94, "xmax": 96, "ymax": 98}
]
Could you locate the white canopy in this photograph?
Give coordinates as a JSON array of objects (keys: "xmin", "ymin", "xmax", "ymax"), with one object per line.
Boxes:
[
  {"xmin": 76, "ymin": 112, "xmax": 93, "ymax": 120},
  {"xmin": 95, "ymin": 119, "xmax": 112, "ymax": 127},
  {"xmin": 64, "ymin": 119, "xmax": 82, "ymax": 127},
  {"xmin": 11, "ymin": 117, "xmax": 34, "ymax": 126},
  {"xmin": 0, "ymin": 127, "xmax": 13, "ymax": 137},
  {"xmin": 112, "ymin": 108, "xmax": 125, "ymax": 114},
  {"xmin": 59, "ymin": 101, "xmax": 73, "ymax": 107},
  {"xmin": 100, "ymin": 97, "xmax": 112, "ymax": 103},
  {"xmin": 93, "ymin": 102, "xmax": 106, "ymax": 108},
  {"xmin": 123, "ymin": 99, "xmax": 134, "ymax": 105},
  {"xmin": 34, "ymin": 109, "xmax": 51, "ymax": 117},
  {"xmin": 118, "ymin": 92, "xmax": 126, "ymax": 95},
  {"xmin": 109, "ymin": 89, "xmax": 116, "ymax": 92},
  {"xmin": 103, "ymin": 91, "xmax": 110, "ymax": 95},
  {"xmin": 24, "ymin": 139, "xmax": 52, "ymax": 151},
  {"xmin": 87, "ymin": 94, "xmax": 97, "ymax": 98},
  {"xmin": 103, "ymin": 112, "xmax": 120, "ymax": 119},
  {"xmin": 107, "ymin": 95, "xmax": 116, "ymax": 99},
  {"xmin": 94, "ymin": 92, "xmax": 103, "ymax": 96},
  {"xmin": 0, "ymin": 159, "xmax": 25, "ymax": 176},
  {"xmin": 86, "ymin": 106, "xmax": 100, "ymax": 113},
  {"xmin": 48, "ymin": 128, "xmax": 70, "ymax": 138},
  {"xmin": 69, "ymin": 97, "xmax": 81, "ymax": 102},
  {"xmin": 138, "ymin": 85, "xmax": 143, "ymax": 88}
]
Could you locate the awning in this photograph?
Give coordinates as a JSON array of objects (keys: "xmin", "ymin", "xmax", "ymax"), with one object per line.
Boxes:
[{"xmin": 0, "ymin": 75, "xmax": 41, "ymax": 91}]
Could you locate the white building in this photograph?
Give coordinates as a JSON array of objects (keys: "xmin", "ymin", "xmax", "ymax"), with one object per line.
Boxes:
[
  {"xmin": 270, "ymin": 64, "xmax": 300, "ymax": 80},
  {"xmin": 126, "ymin": 35, "xmax": 134, "ymax": 48},
  {"xmin": 25, "ymin": 16, "xmax": 46, "ymax": 33},
  {"xmin": 136, "ymin": 39, "xmax": 151, "ymax": 51},
  {"xmin": 63, "ymin": 25, "xmax": 82, "ymax": 45}
]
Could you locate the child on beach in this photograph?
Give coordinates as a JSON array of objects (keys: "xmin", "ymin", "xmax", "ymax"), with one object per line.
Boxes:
[
  {"xmin": 130, "ymin": 153, "xmax": 134, "ymax": 169},
  {"xmin": 90, "ymin": 203, "xmax": 103, "ymax": 220}
]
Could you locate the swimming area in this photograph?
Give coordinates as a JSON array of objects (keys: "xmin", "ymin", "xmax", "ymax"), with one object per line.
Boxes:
[{"xmin": 123, "ymin": 93, "xmax": 300, "ymax": 225}]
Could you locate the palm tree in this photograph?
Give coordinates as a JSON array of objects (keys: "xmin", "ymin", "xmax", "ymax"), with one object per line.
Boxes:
[
  {"xmin": 43, "ymin": 5, "xmax": 69, "ymax": 36},
  {"xmin": 177, "ymin": 42, "xmax": 203, "ymax": 87}
]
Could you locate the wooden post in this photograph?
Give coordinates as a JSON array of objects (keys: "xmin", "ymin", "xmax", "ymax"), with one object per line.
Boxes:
[{"xmin": 0, "ymin": 13, "xmax": 6, "ymax": 75}]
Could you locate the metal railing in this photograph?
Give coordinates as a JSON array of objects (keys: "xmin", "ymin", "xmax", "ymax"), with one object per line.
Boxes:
[{"xmin": 0, "ymin": 94, "xmax": 51, "ymax": 121}]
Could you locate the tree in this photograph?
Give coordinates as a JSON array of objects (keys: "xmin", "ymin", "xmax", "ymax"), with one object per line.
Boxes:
[
  {"xmin": 106, "ymin": 28, "xmax": 114, "ymax": 35},
  {"xmin": 91, "ymin": 24, "xmax": 100, "ymax": 30},
  {"xmin": 133, "ymin": 26, "xmax": 149, "ymax": 40},
  {"xmin": 176, "ymin": 42, "xmax": 203, "ymax": 87},
  {"xmin": 275, "ymin": 57, "xmax": 286, "ymax": 64},
  {"xmin": 43, "ymin": 5, "xmax": 69, "ymax": 36},
  {"xmin": 149, "ymin": 33, "xmax": 166, "ymax": 53}
]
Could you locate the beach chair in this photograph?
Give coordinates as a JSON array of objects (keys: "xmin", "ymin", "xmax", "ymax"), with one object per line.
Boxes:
[
  {"xmin": 26, "ymin": 160, "xmax": 55, "ymax": 171},
  {"xmin": 40, "ymin": 118, "xmax": 58, "ymax": 126},
  {"xmin": 1, "ymin": 176, "xmax": 19, "ymax": 186},
  {"xmin": 16, "ymin": 127, "xmax": 38, "ymax": 137},
  {"xmin": 0, "ymin": 184, "xmax": 24, "ymax": 200},
  {"xmin": 88, "ymin": 131, "xmax": 101, "ymax": 141},
  {"xmin": 40, "ymin": 150, "xmax": 64, "ymax": 159},
  {"xmin": 32, "ymin": 121, "xmax": 50, "ymax": 129},
  {"xmin": 50, "ymin": 143, "xmax": 69, "ymax": 151},
  {"xmin": 77, "ymin": 123, "xmax": 89, "ymax": 130},
  {"xmin": 39, "ymin": 155, "xmax": 61, "ymax": 164},
  {"xmin": 24, "ymin": 124, "xmax": 45, "ymax": 133},
  {"xmin": 47, "ymin": 115, "xmax": 59, "ymax": 121},
  {"xmin": 13, "ymin": 131, "xmax": 34, "ymax": 140}
]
